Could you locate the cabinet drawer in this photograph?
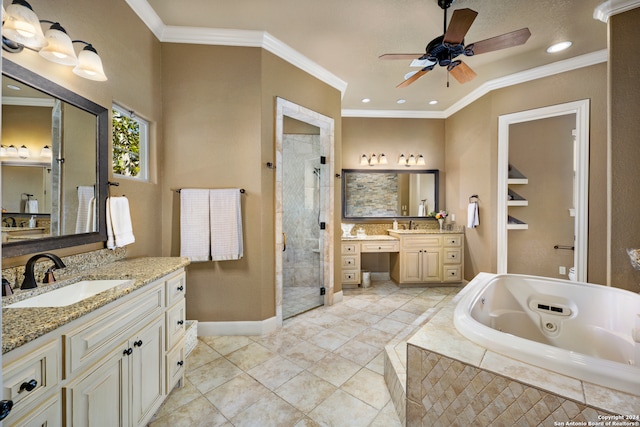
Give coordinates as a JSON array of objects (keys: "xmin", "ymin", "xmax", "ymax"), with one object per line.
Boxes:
[
  {"xmin": 166, "ymin": 339, "xmax": 185, "ymax": 392},
  {"xmin": 341, "ymin": 271, "xmax": 360, "ymax": 284},
  {"xmin": 166, "ymin": 271, "xmax": 186, "ymax": 307},
  {"xmin": 166, "ymin": 299, "xmax": 186, "ymax": 351},
  {"xmin": 341, "ymin": 243, "xmax": 359, "ymax": 255},
  {"xmin": 65, "ymin": 282, "xmax": 164, "ymax": 376},
  {"xmin": 361, "ymin": 241, "xmax": 399, "ymax": 253},
  {"xmin": 402, "ymin": 236, "xmax": 442, "ymax": 249},
  {"xmin": 342, "ymin": 255, "xmax": 359, "ymax": 269},
  {"xmin": 5, "ymin": 393, "xmax": 60, "ymax": 427},
  {"xmin": 443, "ymin": 235, "xmax": 462, "ymax": 247},
  {"xmin": 443, "ymin": 248, "xmax": 462, "ymax": 264},
  {"xmin": 2, "ymin": 339, "xmax": 58, "ymax": 411},
  {"xmin": 443, "ymin": 265, "xmax": 462, "ymax": 282}
]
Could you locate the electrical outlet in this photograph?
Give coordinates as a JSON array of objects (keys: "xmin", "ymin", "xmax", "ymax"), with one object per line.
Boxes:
[{"xmin": 559, "ymin": 266, "xmax": 566, "ymax": 275}]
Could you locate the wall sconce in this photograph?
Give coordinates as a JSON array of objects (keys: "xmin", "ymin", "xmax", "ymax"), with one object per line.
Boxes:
[
  {"xmin": 360, "ymin": 153, "xmax": 388, "ymax": 166},
  {"xmin": 398, "ymin": 153, "xmax": 425, "ymax": 167},
  {"xmin": 1, "ymin": 0, "xmax": 108, "ymax": 81}
]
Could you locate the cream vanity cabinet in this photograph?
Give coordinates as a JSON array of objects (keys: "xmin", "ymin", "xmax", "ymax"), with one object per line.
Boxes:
[
  {"xmin": 1, "ymin": 268, "xmax": 186, "ymax": 427},
  {"xmin": 341, "ymin": 238, "xmax": 400, "ymax": 286},
  {"xmin": 389, "ymin": 232, "xmax": 464, "ymax": 285}
]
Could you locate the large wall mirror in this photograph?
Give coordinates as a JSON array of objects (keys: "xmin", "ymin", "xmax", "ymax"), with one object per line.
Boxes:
[
  {"xmin": 1, "ymin": 60, "xmax": 108, "ymax": 258},
  {"xmin": 342, "ymin": 169, "xmax": 439, "ymax": 220}
]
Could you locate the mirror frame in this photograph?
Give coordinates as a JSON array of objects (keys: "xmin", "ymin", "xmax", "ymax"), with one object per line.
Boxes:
[
  {"xmin": 341, "ymin": 168, "xmax": 439, "ymax": 221},
  {"xmin": 2, "ymin": 59, "xmax": 108, "ymax": 258}
]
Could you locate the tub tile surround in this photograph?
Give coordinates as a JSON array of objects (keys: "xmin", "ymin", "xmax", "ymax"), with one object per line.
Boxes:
[{"xmin": 403, "ymin": 292, "xmax": 639, "ymax": 425}]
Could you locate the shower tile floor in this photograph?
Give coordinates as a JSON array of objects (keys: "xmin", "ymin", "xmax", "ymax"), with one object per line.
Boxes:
[
  {"xmin": 283, "ymin": 286, "xmax": 323, "ymax": 319},
  {"xmin": 148, "ymin": 280, "xmax": 460, "ymax": 427}
]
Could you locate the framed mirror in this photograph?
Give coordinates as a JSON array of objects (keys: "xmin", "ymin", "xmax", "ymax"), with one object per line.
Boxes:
[
  {"xmin": 1, "ymin": 60, "xmax": 108, "ymax": 258},
  {"xmin": 342, "ymin": 169, "xmax": 439, "ymax": 220}
]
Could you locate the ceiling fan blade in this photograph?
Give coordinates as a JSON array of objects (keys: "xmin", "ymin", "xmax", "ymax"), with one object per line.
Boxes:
[
  {"xmin": 449, "ymin": 61, "xmax": 477, "ymax": 84},
  {"xmin": 443, "ymin": 8, "xmax": 478, "ymax": 45},
  {"xmin": 467, "ymin": 28, "xmax": 531, "ymax": 55},
  {"xmin": 379, "ymin": 53, "xmax": 425, "ymax": 60},
  {"xmin": 396, "ymin": 69, "xmax": 430, "ymax": 88}
]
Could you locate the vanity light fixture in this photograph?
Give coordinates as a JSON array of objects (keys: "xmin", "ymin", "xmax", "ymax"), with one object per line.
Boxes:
[
  {"xmin": 369, "ymin": 153, "xmax": 378, "ymax": 165},
  {"xmin": 1, "ymin": 1, "xmax": 108, "ymax": 81},
  {"xmin": 17, "ymin": 144, "xmax": 30, "ymax": 158},
  {"xmin": 417, "ymin": 154, "xmax": 426, "ymax": 166},
  {"xmin": 6, "ymin": 145, "xmax": 19, "ymax": 157},
  {"xmin": 398, "ymin": 154, "xmax": 407, "ymax": 166},
  {"xmin": 360, "ymin": 154, "xmax": 369, "ymax": 166},
  {"xmin": 378, "ymin": 153, "xmax": 388, "ymax": 165},
  {"xmin": 38, "ymin": 21, "xmax": 77, "ymax": 66},
  {"xmin": 39, "ymin": 145, "xmax": 52, "ymax": 158},
  {"xmin": 72, "ymin": 41, "xmax": 108, "ymax": 81},
  {"xmin": 2, "ymin": 0, "xmax": 47, "ymax": 50},
  {"xmin": 407, "ymin": 154, "xmax": 417, "ymax": 166}
]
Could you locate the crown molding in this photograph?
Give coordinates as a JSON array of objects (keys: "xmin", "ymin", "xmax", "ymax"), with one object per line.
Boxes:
[
  {"xmin": 125, "ymin": 0, "xmax": 347, "ymax": 96},
  {"xmin": 594, "ymin": 0, "xmax": 640, "ymax": 22}
]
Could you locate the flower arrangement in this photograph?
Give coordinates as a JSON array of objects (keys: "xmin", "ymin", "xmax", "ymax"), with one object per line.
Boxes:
[{"xmin": 434, "ymin": 210, "xmax": 448, "ymax": 220}]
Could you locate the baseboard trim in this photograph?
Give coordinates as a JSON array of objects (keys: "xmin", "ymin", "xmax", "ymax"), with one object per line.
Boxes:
[
  {"xmin": 333, "ymin": 290, "xmax": 343, "ymax": 304},
  {"xmin": 197, "ymin": 316, "xmax": 278, "ymax": 336}
]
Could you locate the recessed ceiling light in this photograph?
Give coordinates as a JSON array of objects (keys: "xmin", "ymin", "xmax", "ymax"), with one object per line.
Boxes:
[
  {"xmin": 428, "ymin": 100, "xmax": 438, "ymax": 105},
  {"xmin": 361, "ymin": 98, "xmax": 371, "ymax": 103},
  {"xmin": 6, "ymin": 84, "xmax": 21, "ymax": 91},
  {"xmin": 396, "ymin": 99, "xmax": 406, "ymax": 104},
  {"xmin": 546, "ymin": 41, "xmax": 572, "ymax": 53}
]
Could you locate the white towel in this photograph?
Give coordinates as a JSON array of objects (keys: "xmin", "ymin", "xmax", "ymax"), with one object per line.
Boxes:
[
  {"xmin": 180, "ymin": 189, "xmax": 211, "ymax": 261},
  {"xmin": 467, "ymin": 202, "xmax": 479, "ymax": 228},
  {"xmin": 75, "ymin": 186, "xmax": 95, "ymax": 233},
  {"xmin": 210, "ymin": 189, "xmax": 243, "ymax": 261},
  {"xmin": 106, "ymin": 196, "xmax": 135, "ymax": 249},
  {"xmin": 25, "ymin": 199, "xmax": 38, "ymax": 213}
]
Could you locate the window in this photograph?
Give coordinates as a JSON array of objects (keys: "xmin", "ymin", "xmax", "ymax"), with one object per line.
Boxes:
[{"xmin": 112, "ymin": 104, "xmax": 148, "ymax": 180}]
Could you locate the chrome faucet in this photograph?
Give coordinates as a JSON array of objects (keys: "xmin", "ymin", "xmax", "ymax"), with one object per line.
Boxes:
[{"xmin": 21, "ymin": 253, "xmax": 66, "ymax": 290}]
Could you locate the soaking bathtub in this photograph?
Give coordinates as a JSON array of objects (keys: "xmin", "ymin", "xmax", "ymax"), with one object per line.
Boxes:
[{"xmin": 454, "ymin": 273, "xmax": 640, "ymax": 396}]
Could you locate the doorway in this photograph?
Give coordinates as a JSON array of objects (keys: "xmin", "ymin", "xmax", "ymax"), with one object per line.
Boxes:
[
  {"xmin": 497, "ymin": 100, "xmax": 590, "ymax": 281},
  {"xmin": 275, "ymin": 98, "xmax": 335, "ymax": 326}
]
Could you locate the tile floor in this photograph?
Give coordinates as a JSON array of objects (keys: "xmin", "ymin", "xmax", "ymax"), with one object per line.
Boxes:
[
  {"xmin": 282, "ymin": 286, "xmax": 324, "ymax": 320},
  {"xmin": 148, "ymin": 280, "xmax": 460, "ymax": 427}
]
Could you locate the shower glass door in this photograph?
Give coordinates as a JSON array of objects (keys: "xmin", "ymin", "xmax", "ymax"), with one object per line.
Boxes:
[{"xmin": 282, "ymin": 120, "xmax": 324, "ymax": 319}]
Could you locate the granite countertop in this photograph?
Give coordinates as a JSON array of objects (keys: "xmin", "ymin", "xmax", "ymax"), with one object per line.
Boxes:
[
  {"xmin": 341, "ymin": 234, "xmax": 399, "ymax": 241},
  {"xmin": 388, "ymin": 226, "xmax": 465, "ymax": 235},
  {"xmin": 2, "ymin": 257, "xmax": 190, "ymax": 354}
]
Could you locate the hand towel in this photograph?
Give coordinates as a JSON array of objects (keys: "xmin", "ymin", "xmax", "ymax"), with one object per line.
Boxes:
[
  {"xmin": 467, "ymin": 201, "xmax": 479, "ymax": 229},
  {"xmin": 180, "ymin": 189, "xmax": 211, "ymax": 261},
  {"xmin": 75, "ymin": 186, "xmax": 95, "ymax": 233},
  {"xmin": 25, "ymin": 199, "xmax": 38, "ymax": 213},
  {"xmin": 210, "ymin": 189, "xmax": 243, "ymax": 261},
  {"xmin": 106, "ymin": 196, "xmax": 136, "ymax": 249}
]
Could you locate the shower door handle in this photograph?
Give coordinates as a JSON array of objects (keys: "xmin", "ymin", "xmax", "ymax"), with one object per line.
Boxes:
[{"xmin": 283, "ymin": 233, "xmax": 287, "ymax": 252}]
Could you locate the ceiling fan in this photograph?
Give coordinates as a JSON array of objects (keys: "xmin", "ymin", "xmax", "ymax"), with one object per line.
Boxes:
[{"xmin": 380, "ymin": 0, "xmax": 531, "ymax": 88}]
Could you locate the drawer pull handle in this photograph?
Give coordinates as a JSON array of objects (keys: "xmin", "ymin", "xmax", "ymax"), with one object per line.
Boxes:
[
  {"xmin": 0, "ymin": 400, "xmax": 13, "ymax": 421},
  {"xmin": 177, "ymin": 320, "xmax": 184, "ymax": 325},
  {"xmin": 134, "ymin": 340, "xmax": 143, "ymax": 347},
  {"xmin": 177, "ymin": 361, "xmax": 184, "ymax": 366},
  {"xmin": 177, "ymin": 285, "xmax": 184, "ymax": 291},
  {"xmin": 19, "ymin": 380, "xmax": 37, "ymax": 392},
  {"xmin": 123, "ymin": 348, "xmax": 133, "ymax": 356}
]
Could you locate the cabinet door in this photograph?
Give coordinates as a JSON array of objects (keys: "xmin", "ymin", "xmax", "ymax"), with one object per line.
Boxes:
[
  {"xmin": 401, "ymin": 249, "xmax": 423, "ymax": 283},
  {"xmin": 131, "ymin": 317, "xmax": 165, "ymax": 427},
  {"xmin": 422, "ymin": 249, "xmax": 443, "ymax": 282},
  {"xmin": 64, "ymin": 349, "xmax": 129, "ymax": 427}
]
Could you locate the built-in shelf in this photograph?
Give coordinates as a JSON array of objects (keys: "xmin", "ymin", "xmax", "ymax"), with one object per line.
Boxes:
[
  {"xmin": 507, "ymin": 189, "xmax": 528, "ymax": 206},
  {"xmin": 507, "ymin": 215, "xmax": 528, "ymax": 230},
  {"xmin": 508, "ymin": 164, "xmax": 528, "ymax": 184}
]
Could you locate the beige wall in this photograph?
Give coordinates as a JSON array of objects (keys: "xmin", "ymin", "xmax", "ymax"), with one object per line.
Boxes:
[
  {"xmin": 446, "ymin": 63, "xmax": 608, "ymax": 283},
  {"xmin": 609, "ymin": 8, "xmax": 640, "ymax": 292},
  {"xmin": 2, "ymin": 0, "xmax": 164, "ymax": 265},
  {"xmin": 160, "ymin": 44, "xmax": 341, "ymax": 322}
]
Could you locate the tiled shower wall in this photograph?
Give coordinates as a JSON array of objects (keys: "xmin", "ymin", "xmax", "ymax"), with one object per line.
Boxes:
[
  {"xmin": 406, "ymin": 344, "xmax": 615, "ymax": 426},
  {"xmin": 282, "ymin": 134, "xmax": 321, "ymax": 288}
]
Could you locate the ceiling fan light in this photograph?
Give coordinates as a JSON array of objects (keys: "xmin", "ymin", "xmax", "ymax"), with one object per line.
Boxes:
[
  {"xmin": 39, "ymin": 24, "xmax": 78, "ymax": 66},
  {"xmin": 546, "ymin": 41, "xmax": 572, "ymax": 53},
  {"xmin": 2, "ymin": 0, "xmax": 47, "ymax": 50}
]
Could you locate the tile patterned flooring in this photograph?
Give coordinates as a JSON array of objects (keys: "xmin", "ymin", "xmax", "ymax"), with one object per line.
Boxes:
[
  {"xmin": 283, "ymin": 286, "xmax": 324, "ymax": 320},
  {"xmin": 149, "ymin": 280, "xmax": 460, "ymax": 427}
]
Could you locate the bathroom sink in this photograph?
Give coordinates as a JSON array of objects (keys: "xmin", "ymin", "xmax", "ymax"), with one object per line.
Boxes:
[{"xmin": 6, "ymin": 279, "xmax": 134, "ymax": 308}]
